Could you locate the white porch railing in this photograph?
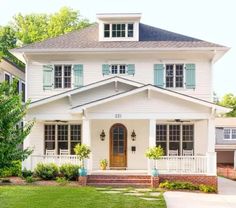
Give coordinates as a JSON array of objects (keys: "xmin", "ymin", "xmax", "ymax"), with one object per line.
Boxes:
[
  {"xmin": 24, "ymin": 155, "xmax": 86, "ymax": 171},
  {"xmin": 151, "ymin": 156, "xmax": 208, "ymax": 174}
]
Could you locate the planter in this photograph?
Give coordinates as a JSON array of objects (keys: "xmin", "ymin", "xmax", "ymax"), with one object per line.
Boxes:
[
  {"xmin": 79, "ymin": 168, "xmax": 87, "ymax": 176},
  {"xmin": 151, "ymin": 168, "xmax": 158, "ymax": 177},
  {"xmin": 100, "ymin": 165, "xmax": 107, "ymax": 170}
]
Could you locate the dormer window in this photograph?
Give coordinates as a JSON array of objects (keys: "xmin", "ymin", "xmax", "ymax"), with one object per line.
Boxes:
[{"xmin": 103, "ymin": 23, "xmax": 134, "ymax": 38}]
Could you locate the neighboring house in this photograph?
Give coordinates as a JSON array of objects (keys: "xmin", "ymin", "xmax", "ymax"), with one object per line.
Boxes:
[
  {"xmin": 216, "ymin": 117, "xmax": 236, "ymax": 169},
  {"xmin": 11, "ymin": 13, "xmax": 230, "ymax": 186},
  {"xmin": 0, "ymin": 57, "xmax": 25, "ymax": 102}
]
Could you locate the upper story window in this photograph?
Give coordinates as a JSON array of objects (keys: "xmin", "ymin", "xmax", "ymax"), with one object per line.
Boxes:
[
  {"xmin": 224, "ymin": 128, "xmax": 236, "ymax": 140},
  {"xmin": 104, "ymin": 23, "xmax": 134, "ymax": 39},
  {"xmin": 111, "ymin": 64, "xmax": 126, "ymax": 74},
  {"xmin": 5, "ymin": 73, "xmax": 11, "ymax": 84},
  {"xmin": 54, "ymin": 65, "xmax": 72, "ymax": 89},
  {"xmin": 166, "ymin": 64, "xmax": 184, "ymax": 88}
]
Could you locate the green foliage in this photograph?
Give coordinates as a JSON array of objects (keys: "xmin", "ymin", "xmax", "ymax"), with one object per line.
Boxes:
[
  {"xmin": 219, "ymin": 93, "xmax": 236, "ymax": 117},
  {"xmin": 159, "ymin": 181, "xmax": 198, "ymax": 190},
  {"xmin": 13, "ymin": 6, "xmax": 90, "ymax": 45},
  {"xmin": 74, "ymin": 144, "xmax": 91, "ymax": 168},
  {"xmin": 0, "ymin": 26, "xmax": 17, "ymax": 53},
  {"xmin": 59, "ymin": 164, "xmax": 80, "ymax": 180},
  {"xmin": 34, "ymin": 163, "xmax": 59, "ymax": 180},
  {"xmin": 100, "ymin": 159, "xmax": 108, "ymax": 166},
  {"xmin": 22, "ymin": 168, "xmax": 33, "ymax": 178},
  {"xmin": 145, "ymin": 145, "xmax": 164, "ymax": 160},
  {"xmin": 199, "ymin": 184, "xmax": 216, "ymax": 193},
  {"xmin": 56, "ymin": 177, "xmax": 69, "ymax": 185},
  {"xmin": 0, "ymin": 161, "xmax": 22, "ymax": 177},
  {"xmin": 159, "ymin": 180, "xmax": 216, "ymax": 193},
  {"xmin": 0, "ymin": 81, "xmax": 34, "ymax": 170},
  {"xmin": 25, "ymin": 176, "xmax": 36, "ymax": 183}
]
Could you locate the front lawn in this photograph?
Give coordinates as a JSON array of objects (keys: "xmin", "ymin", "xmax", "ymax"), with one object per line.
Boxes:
[{"xmin": 0, "ymin": 186, "xmax": 166, "ymax": 208}]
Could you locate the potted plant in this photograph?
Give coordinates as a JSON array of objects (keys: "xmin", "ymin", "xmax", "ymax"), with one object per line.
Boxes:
[
  {"xmin": 100, "ymin": 159, "xmax": 108, "ymax": 170},
  {"xmin": 74, "ymin": 144, "xmax": 91, "ymax": 176},
  {"xmin": 145, "ymin": 145, "xmax": 164, "ymax": 176}
]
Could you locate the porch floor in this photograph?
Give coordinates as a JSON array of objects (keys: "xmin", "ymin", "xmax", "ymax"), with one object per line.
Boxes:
[{"xmin": 90, "ymin": 170, "xmax": 148, "ymax": 175}]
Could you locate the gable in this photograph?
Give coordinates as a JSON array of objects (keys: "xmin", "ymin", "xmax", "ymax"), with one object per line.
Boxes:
[{"xmin": 86, "ymin": 90, "xmax": 211, "ymax": 119}]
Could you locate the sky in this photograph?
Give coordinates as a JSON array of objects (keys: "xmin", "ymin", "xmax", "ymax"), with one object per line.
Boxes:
[{"xmin": 0, "ymin": 0, "xmax": 235, "ymax": 98}]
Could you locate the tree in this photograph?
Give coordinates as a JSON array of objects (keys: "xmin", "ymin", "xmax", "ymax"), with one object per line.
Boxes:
[
  {"xmin": 0, "ymin": 81, "xmax": 34, "ymax": 170},
  {"xmin": 219, "ymin": 93, "xmax": 236, "ymax": 117},
  {"xmin": 13, "ymin": 7, "xmax": 90, "ymax": 44}
]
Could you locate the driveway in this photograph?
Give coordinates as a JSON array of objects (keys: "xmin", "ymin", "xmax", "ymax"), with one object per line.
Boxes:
[{"xmin": 164, "ymin": 177, "xmax": 236, "ymax": 208}]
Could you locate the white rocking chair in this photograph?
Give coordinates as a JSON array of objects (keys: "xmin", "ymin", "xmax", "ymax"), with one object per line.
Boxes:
[
  {"xmin": 45, "ymin": 149, "xmax": 56, "ymax": 163},
  {"xmin": 46, "ymin": 149, "xmax": 56, "ymax": 156},
  {"xmin": 168, "ymin": 150, "xmax": 178, "ymax": 156},
  {"xmin": 60, "ymin": 149, "xmax": 69, "ymax": 155},
  {"xmin": 183, "ymin": 149, "xmax": 194, "ymax": 156}
]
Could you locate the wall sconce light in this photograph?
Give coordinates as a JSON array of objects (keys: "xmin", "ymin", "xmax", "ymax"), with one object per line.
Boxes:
[
  {"xmin": 131, "ymin": 130, "xmax": 136, "ymax": 141},
  {"xmin": 100, "ymin": 130, "xmax": 106, "ymax": 141}
]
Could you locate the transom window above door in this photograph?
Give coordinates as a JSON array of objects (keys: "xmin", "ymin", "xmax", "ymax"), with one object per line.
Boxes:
[{"xmin": 103, "ymin": 23, "xmax": 134, "ymax": 38}]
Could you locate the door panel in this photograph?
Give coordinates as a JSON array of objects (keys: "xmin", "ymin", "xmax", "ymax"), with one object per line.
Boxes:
[{"xmin": 110, "ymin": 124, "xmax": 127, "ymax": 168}]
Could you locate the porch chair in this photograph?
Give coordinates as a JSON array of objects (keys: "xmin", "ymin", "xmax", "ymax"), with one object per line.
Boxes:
[
  {"xmin": 182, "ymin": 149, "xmax": 194, "ymax": 173},
  {"xmin": 183, "ymin": 149, "xmax": 194, "ymax": 156},
  {"xmin": 45, "ymin": 149, "xmax": 56, "ymax": 163},
  {"xmin": 168, "ymin": 150, "xmax": 179, "ymax": 172},
  {"xmin": 59, "ymin": 149, "xmax": 70, "ymax": 165},
  {"xmin": 60, "ymin": 149, "xmax": 69, "ymax": 155}
]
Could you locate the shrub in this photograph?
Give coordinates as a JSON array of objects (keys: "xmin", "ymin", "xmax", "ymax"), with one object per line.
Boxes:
[
  {"xmin": 35, "ymin": 163, "xmax": 59, "ymax": 180},
  {"xmin": 25, "ymin": 176, "xmax": 36, "ymax": 183},
  {"xmin": 22, "ymin": 168, "xmax": 34, "ymax": 178},
  {"xmin": 56, "ymin": 177, "xmax": 68, "ymax": 185},
  {"xmin": 159, "ymin": 180, "xmax": 216, "ymax": 193},
  {"xmin": 59, "ymin": 164, "xmax": 80, "ymax": 180},
  {"xmin": 199, "ymin": 184, "xmax": 216, "ymax": 193},
  {"xmin": 0, "ymin": 161, "xmax": 22, "ymax": 177}
]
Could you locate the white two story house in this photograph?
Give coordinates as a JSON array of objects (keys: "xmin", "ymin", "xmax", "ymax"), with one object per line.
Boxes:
[{"xmin": 12, "ymin": 13, "xmax": 230, "ymax": 185}]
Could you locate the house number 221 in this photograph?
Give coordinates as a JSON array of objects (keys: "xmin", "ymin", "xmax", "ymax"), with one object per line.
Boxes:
[{"xmin": 115, "ymin": 114, "xmax": 122, "ymax": 118}]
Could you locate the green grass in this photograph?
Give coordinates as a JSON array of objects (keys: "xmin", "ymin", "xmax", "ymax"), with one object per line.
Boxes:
[{"xmin": 0, "ymin": 186, "xmax": 166, "ymax": 208}]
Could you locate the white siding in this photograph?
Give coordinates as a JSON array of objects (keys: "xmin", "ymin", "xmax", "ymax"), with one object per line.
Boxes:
[{"xmin": 26, "ymin": 52, "xmax": 213, "ymax": 101}]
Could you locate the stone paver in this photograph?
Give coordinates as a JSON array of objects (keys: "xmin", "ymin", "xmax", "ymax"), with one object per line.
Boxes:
[
  {"xmin": 101, "ymin": 190, "xmax": 121, "ymax": 194},
  {"xmin": 149, "ymin": 192, "xmax": 161, "ymax": 197},
  {"xmin": 124, "ymin": 193, "xmax": 144, "ymax": 196},
  {"xmin": 135, "ymin": 188, "xmax": 152, "ymax": 192},
  {"xmin": 140, "ymin": 197, "xmax": 159, "ymax": 201},
  {"xmin": 164, "ymin": 177, "xmax": 236, "ymax": 208}
]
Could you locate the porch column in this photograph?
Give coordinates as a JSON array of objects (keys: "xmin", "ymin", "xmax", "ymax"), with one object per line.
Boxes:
[
  {"xmin": 206, "ymin": 118, "xmax": 217, "ymax": 175},
  {"xmin": 234, "ymin": 150, "xmax": 236, "ymax": 170},
  {"xmin": 22, "ymin": 135, "xmax": 32, "ymax": 170},
  {"xmin": 82, "ymin": 119, "xmax": 92, "ymax": 173},
  {"xmin": 148, "ymin": 119, "xmax": 156, "ymax": 174}
]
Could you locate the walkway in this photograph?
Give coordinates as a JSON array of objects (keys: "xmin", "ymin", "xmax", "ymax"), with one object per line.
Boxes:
[{"xmin": 164, "ymin": 177, "xmax": 236, "ymax": 208}]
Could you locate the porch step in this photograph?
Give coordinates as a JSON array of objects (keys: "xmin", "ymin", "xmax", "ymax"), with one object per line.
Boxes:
[{"xmin": 87, "ymin": 175, "xmax": 151, "ymax": 188}]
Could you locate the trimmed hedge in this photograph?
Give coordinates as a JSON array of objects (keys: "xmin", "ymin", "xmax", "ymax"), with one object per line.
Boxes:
[
  {"xmin": 59, "ymin": 164, "xmax": 80, "ymax": 180},
  {"xmin": 0, "ymin": 161, "xmax": 21, "ymax": 177},
  {"xmin": 35, "ymin": 163, "xmax": 59, "ymax": 180}
]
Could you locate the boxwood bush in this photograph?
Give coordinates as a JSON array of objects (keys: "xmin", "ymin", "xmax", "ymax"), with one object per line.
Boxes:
[
  {"xmin": 0, "ymin": 161, "xmax": 22, "ymax": 177},
  {"xmin": 35, "ymin": 163, "xmax": 59, "ymax": 180},
  {"xmin": 59, "ymin": 164, "xmax": 80, "ymax": 180}
]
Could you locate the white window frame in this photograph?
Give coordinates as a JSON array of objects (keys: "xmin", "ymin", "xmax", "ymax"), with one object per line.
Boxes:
[
  {"xmin": 164, "ymin": 63, "xmax": 185, "ymax": 89},
  {"xmin": 4, "ymin": 71, "xmax": 12, "ymax": 83},
  {"xmin": 103, "ymin": 23, "xmax": 134, "ymax": 39},
  {"xmin": 44, "ymin": 123, "xmax": 81, "ymax": 155},
  {"xmin": 156, "ymin": 123, "xmax": 194, "ymax": 156},
  {"xmin": 223, "ymin": 128, "xmax": 236, "ymax": 140},
  {"xmin": 54, "ymin": 64, "xmax": 72, "ymax": 89},
  {"xmin": 110, "ymin": 64, "xmax": 127, "ymax": 75}
]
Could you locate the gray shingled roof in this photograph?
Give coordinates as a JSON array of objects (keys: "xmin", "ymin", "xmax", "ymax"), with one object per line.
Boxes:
[{"xmin": 16, "ymin": 23, "xmax": 225, "ymax": 50}]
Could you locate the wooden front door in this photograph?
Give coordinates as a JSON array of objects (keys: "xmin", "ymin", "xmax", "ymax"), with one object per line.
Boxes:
[{"xmin": 110, "ymin": 123, "xmax": 127, "ymax": 168}]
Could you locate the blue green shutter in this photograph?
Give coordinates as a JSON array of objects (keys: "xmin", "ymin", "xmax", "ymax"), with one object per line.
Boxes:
[
  {"xmin": 185, "ymin": 64, "xmax": 196, "ymax": 89},
  {"xmin": 127, "ymin": 64, "xmax": 135, "ymax": 75},
  {"xmin": 102, "ymin": 64, "xmax": 110, "ymax": 75},
  {"xmin": 73, "ymin": 64, "xmax": 83, "ymax": 88},
  {"xmin": 154, "ymin": 64, "xmax": 164, "ymax": 87},
  {"xmin": 43, "ymin": 65, "xmax": 53, "ymax": 90}
]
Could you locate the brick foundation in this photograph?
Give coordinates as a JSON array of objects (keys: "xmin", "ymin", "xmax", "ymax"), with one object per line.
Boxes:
[
  {"xmin": 159, "ymin": 174, "xmax": 217, "ymax": 188},
  {"xmin": 78, "ymin": 176, "xmax": 87, "ymax": 186},
  {"xmin": 151, "ymin": 176, "xmax": 159, "ymax": 188}
]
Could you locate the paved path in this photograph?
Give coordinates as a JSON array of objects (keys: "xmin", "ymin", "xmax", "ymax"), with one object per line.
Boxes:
[{"xmin": 164, "ymin": 177, "xmax": 236, "ymax": 208}]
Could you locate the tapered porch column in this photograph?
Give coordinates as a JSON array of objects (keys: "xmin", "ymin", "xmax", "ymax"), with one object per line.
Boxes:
[
  {"xmin": 206, "ymin": 118, "xmax": 217, "ymax": 175},
  {"xmin": 82, "ymin": 119, "xmax": 92, "ymax": 173},
  {"xmin": 148, "ymin": 119, "xmax": 156, "ymax": 174},
  {"xmin": 234, "ymin": 150, "xmax": 236, "ymax": 170}
]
